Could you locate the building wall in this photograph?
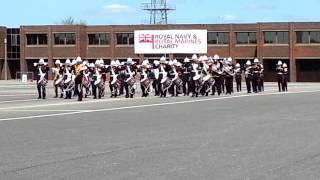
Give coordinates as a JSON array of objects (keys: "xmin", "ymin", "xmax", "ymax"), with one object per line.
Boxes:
[
  {"xmin": 0, "ymin": 26, "xmax": 6, "ymax": 79},
  {"xmin": 10, "ymin": 22, "xmax": 320, "ymax": 82}
]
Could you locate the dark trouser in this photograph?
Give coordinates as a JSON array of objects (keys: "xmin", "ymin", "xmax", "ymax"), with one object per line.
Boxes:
[
  {"xmin": 158, "ymin": 78, "xmax": 166, "ymax": 98},
  {"xmin": 125, "ymin": 83, "xmax": 134, "ymax": 98},
  {"xmin": 109, "ymin": 82, "xmax": 118, "ymax": 97},
  {"xmin": 152, "ymin": 79, "xmax": 159, "ymax": 96},
  {"xmin": 277, "ymin": 75, "xmax": 283, "ymax": 92},
  {"xmin": 169, "ymin": 83, "xmax": 180, "ymax": 97},
  {"xmin": 141, "ymin": 84, "xmax": 149, "ymax": 97},
  {"xmin": 37, "ymin": 82, "xmax": 46, "ymax": 99},
  {"xmin": 212, "ymin": 77, "xmax": 222, "ymax": 96},
  {"xmin": 192, "ymin": 79, "xmax": 202, "ymax": 97},
  {"xmin": 54, "ymin": 85, "xmax": 63, "ymax": 98},
  {"xmin": 225, "ymin": 76, "xmax": 233, "ymax": 94},
  {"xmin": 252, "ymin": 75, "xmax": 259, "ymax": 93},
  {"xmin": 236, "ymin": 77, "xmax": 241, "ymax": 92},
  {"xmin": 160, "ymin": 83, "xmax": 167, "ymax": 98},
  {"xmin": 64, "ymin": 83, "xmax": 72, "ymax": 99},
  {"xmin": 246, "ymin": 77, "xmax": 252, "ymax": 93},
  {"xmin": 182, "ymin": 75, "xmax": 190, "ymax": 96},
  {"xmin": 259, "ymin": 77, "xmax": 264, "ymax": 92},
  {"xmin": 221, "ymin": 77, "xmax": 225, "ymax": 93},
  {"xmin": 91, "ymin": 82, "xmax": 97, "ymax": 98},
  {"xmin": 75, "ymin": 75, "xmax": 83, "ymax": 101},
  {"xmin": 283, "ymin": 75, "xmax": 288, "ymax": 91},
  {"xmin": 119, "ymin": 80, "xmax": 124, "ymax": 95}
]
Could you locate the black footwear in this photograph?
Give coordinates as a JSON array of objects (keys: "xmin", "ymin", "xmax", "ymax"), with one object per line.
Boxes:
[{"xmin": 38, "ymin": 96, "xmax": 41, "ymax": 99}]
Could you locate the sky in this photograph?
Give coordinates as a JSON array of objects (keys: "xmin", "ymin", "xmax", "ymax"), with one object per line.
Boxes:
[{"xmin": 1, "ymin": 0, "xmax": 320, "ymax": 27}]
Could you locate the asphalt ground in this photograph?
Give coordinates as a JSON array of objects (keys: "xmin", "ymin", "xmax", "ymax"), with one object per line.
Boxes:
[{"xmin": 0, "ymin": 80, "xmax": 320, "ymax": 180}]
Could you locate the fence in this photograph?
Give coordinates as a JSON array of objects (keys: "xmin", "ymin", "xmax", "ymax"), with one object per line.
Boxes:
[{"xmin": 16, "ymin": 72, "xmax": 34, "ymax": 82}]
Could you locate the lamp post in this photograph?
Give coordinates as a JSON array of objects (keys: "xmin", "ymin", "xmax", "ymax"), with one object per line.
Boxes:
[{"xmin": 4, "ymin": 38, "xmax": 7, "ymax": 80}]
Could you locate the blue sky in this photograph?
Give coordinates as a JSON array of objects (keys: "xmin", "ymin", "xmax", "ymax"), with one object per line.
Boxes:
[{"xmin": 1, "ymin": 0, "xmax": 320, "ymax": 27}]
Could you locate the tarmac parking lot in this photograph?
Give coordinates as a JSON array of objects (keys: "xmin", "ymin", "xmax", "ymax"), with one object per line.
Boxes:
[{"xmin": 0, "ymin": 81, "xmax": 320, "ymax": 180}]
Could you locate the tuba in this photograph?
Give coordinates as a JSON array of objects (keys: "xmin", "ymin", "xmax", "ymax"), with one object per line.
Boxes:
[{"xmin": 224, "ymin": 66, "xmax": 234, "ymax": 77}]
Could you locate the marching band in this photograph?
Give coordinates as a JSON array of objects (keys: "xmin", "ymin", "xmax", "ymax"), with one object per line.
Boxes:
[{"xmin": 33, "ymin": 55, "xmax": 289, "ymax": 100}]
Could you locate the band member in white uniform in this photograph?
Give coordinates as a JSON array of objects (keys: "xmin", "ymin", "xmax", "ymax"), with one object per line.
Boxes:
[
  {"xmin": 52, "ymin": 59, "xmax": 64, "ymax": 98},
  {"xmin": 34, "ymin": 59, "xmax": 49, "ymax": 99},
  {"xmin": 234, "ymin": 63, "xmax": 242, "ymax": 92}
]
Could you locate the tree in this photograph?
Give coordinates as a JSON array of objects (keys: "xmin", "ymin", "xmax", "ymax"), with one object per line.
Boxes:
[
  {"xmin": 59, "ymin": 16, "xmax": 87, "ymax": 25},
  {"xmin": 61, "ymin": 16, "xmax": 75, "ymax": 25}
]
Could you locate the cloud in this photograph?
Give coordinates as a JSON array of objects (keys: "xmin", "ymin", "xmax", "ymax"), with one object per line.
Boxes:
[
  {"xmin": 247, "ymin": 4, "xmax": 277, "ymax": 11},
  {"xmin": 103, "ymin": 4, "xmax": 130, "ymax": 13},
  {"xmin": 221, "ymin": 14, "xmax": 237, "ymax": 21}
]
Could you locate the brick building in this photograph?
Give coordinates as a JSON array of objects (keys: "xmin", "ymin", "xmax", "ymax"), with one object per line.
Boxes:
[{"xmin": 1, "ymin": 22, "xmax": 320, "ymax": 81}]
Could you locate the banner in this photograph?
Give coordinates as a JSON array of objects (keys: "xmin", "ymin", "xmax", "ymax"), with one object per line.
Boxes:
[{"xmin": 134, "ymin": 30, "xmax": 207, "ymax": 54}]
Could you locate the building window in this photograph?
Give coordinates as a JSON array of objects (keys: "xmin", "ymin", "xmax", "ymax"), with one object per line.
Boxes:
[
  {"xmin": 27, "ymin": 34, "xmax": 37, "ymax": 45},
  {"xmin": 299, "ymin": 60, "xmax": 320, "ymax": 72},
  {"xmin": 88, "ymin": 33, "xmax": 110, "ymax": 45},
  {"xmin": 26, "ymin": 34, "xmax": 48, "ymax": 45},
  {"xmin": 11, "ymin": 34, "xmax": 20, "ymax": 46},
  {"xmin": 264, "ymin": 31, "xmax": 289, "ymax": 44},
  {"xmin": 116, "ymin": 33, "xmax": 134, "ymax": 45},
  {"xmin": 310, "ymin": 31, "xmax": 320, "ymax": 43},
  {"xmin": 236, "ymin": 32, "xmax": 257, "ymax": 44},
  {"xmin": 54, "ymin": 33, "xmax": 76, "ymax": 45},
  {"xmin": 208, "ymin": 32, "xmax": 229, "ymax": 45},
  {"xmin": 38, "ymin": 34, "xmax": 47, "ymax": 45},
  {"xmin": 297, "ymin": 31, "xmax": 320, "ymax": 44}
]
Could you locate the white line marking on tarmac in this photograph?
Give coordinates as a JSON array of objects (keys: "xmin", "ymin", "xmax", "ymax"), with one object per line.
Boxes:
[
  {"xmin": 0, "ymin": 94, "xmax": 36, "ymax": 97},
  {"xmin": 0, "ymin": 90, "xmax": 319, "ymax": 122},
  {"xmin": 0, "ymin": 98, "xmax": 56, "ymax": 104},
  {"xmin": 0, "ymin": 96, "xmax": 156, "ymax": 110},
  {"xmin": 0, "ymin": 85, "xmax": 309, "ymax": 106},
  {"xmin": 0, "ymin": 109, "xmax": 86, "ymax": 112}
]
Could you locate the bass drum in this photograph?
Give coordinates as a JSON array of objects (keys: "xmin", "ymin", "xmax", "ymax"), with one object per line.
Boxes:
[
  {"xmin": 202, "ymin": 77, "xmax": 215, "ymax": 94},
  {"xmin": 38, "ymin": 78, "xmax": 48, "ymax": 87},
  {"xmin": 111, "ymin": 79, "xmax": 121, "ymax": 93},
  {"xmin": 64, "ymin": 80, "xmax": 75, "ymax": 92},
  {"xmin": 141, "ymin": 78, "xmax": 152, "ymax": 94},
  {"xmin": 173, "ymin": 78, "xmax": 183, "ymax": 94},
  {"xmin": 161, "ymin": 78, "xmax": 172, "ymax": 92},
  {"xmin": 194, "ymin": 78, "xmax": 203, "ymax": 93},
  {"xmin": 96, "ymin": 81, "xmax": 105, "ymax": 97},
  {"xmin": 173, "ymin": 78, "xmax": 183, "ymax": 87},
  {"xmin": 126, "ymin": 77, "xmax": 135, "ymax": 87}
]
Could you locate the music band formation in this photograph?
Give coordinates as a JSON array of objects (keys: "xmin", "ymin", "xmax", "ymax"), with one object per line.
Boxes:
[{"xmin": 34, "ymin": 55, "xmax": 289, "ymax": 101}]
